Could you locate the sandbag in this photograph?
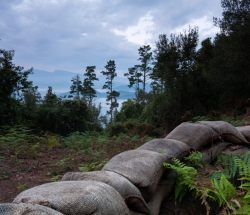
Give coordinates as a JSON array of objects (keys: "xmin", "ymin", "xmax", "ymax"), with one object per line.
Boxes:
[
  {"xmin": 61, "ymin": 170, "xmax": 149, "ymax": 214},
  {"xmin": 147, "ymin": 172, "xmax": 176, "ymax": 215},
  {"xmin": 102, "ymin": 149, "xmax": 166, "ymax": 201},
  {"xmin": 199, "ymin": 121, "xmax": 248, "ymax": 144},
  {"xmin": 137, "ymin": 138, "xmax": 190, "ymax": 159},
  {"xmin": 201, "ymin": 142, "xmax": 232, "ymax": 163},
  {"xmin": 165, "ymin": 122, "xmax": 218, "ymax": 150},
  {"xmin": 236, "ymin": 126, "xmax": 250, "ymax": 142},
  {"xmin": 222, "ymin": 145, "xmax": 250, "ymax": 155},
  {"xmin": 0, "ymin": 203, "xmax": 63, "ymax": 215},
  {"xmin": 13, "ymin": 181, "xmax": 130, "ymax": 215}
]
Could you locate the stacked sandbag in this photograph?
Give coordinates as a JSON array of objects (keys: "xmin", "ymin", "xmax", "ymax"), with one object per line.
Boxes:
[
  {"xmin": 201, "ymin": 142, "xmax": 232, "ymax": 163},
  {"xmin": 61, "ymin": 170, "xmax": 149, "ymax": 214},
  {"xmin": 198, "ymin": 121, "xmax": 248, "ymax": 144},
  {"xmin": 13, "ymin": 181, "xmax": 130, "ymax": 215},
  {"xmin": 236, "ymin": 126, "xmax": 250, "ymax": 142},
  {"xmin": 0, "ymin": 203, "xmax": 63, "ymax": 215},
  {"xmin": 102, "ymin": 149, "xmax": 166, "ymax": 201},
  {"xmin": 7, "ymin": 120, "xmax": 249, "ymax": 215},
  {"xmin": 147, "ymin": 171, "xmax": 176, "ymax": 215},
  {"xmin": 165, "ymin": 122, "xmax": 218, "ymax": 150},
  {"xmin": 137, "ymin": 138, "xmax": 190, "ymax": 160}
]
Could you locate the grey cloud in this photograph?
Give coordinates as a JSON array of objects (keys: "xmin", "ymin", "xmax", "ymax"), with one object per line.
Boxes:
[{"xmin": 0, "ymin": 0, "xmax": 222, "ymax": 74}]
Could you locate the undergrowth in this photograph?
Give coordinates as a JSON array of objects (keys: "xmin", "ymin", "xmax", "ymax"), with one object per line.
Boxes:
[{"xmin": 164, "ymin": 152, "xmax": 250, "ymax": 215}]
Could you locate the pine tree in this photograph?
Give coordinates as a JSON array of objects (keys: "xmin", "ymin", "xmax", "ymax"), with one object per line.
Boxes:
[
  {"xmin": 70, "ymin": 74, "xmax": 82, "ymax": 100},
  {"xmin": 124, "ymin": 65, "xmax": 142, "ymax": 102},
  {"xmin": 138, "ymin": 45, "xmax": 153, "ymax": 97},
  {"xmin": 0, "ymin": 49, "xmax": 33, "ymax": 125},
  {"xmin": 82, "ymin": 66, "xmax": 98, "ymax": 106},
  {"xmin": 101, "ymin": 60, "xmax": 120, "ymax": 123},
  {"xmin": 44, "ymin": 86, "xmax": 58, "ymax": 106},
  {"xmin": 125, "ymin": 45, "xmax": 152, "ymax": 103}
]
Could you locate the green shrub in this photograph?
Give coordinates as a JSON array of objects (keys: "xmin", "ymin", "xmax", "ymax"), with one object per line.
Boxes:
[
  {"xmin": 184, "ymin": 151, "xmax": 203, "ymax": 168},
  {"xmin": 164, "ymin": 158, "xmax": 198, "ymax": 201},
  {"xmin": 0, "ymin": 126, "xmax": 46, "ymax": 159},
  {"xmin": 63, "ymin": 132, "xmax": 92, "ymax": 150}
]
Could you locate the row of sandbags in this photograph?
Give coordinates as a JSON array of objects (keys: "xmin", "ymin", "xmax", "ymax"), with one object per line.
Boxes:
[{"xmin": 1, "ymin": 121, "xmax": 250, "ymax": 215}]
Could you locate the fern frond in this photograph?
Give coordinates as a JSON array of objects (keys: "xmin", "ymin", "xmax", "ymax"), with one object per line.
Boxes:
[
  {"xmin": 164, "ymin": 158, "xmax": 197, "ymax": 201},
  {"xmin": 184, "ymin": 151, "xmax": 203, "ymax": 168}
]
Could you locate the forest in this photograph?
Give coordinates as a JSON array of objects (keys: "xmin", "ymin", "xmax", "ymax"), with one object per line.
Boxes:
[
  {"xmin": 1, "ymin": 0, "xmax": 250, "ymax": 136},
  {"xmin": 0, "ymin": 0, "xmax": 250, "ymax": 209}
]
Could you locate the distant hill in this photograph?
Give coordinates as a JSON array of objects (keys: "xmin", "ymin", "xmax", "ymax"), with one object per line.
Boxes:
[
  {"xmin": 30, "ymin": 69, "xmax": 135, "ymax": 97},
  {"xmin": 29, "ymin": 69, "xmax": 136, "ymax": 114}
]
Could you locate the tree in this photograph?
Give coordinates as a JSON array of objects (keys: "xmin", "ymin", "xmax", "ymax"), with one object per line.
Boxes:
[
  {"xmin": 101, "ymin": 60, "xmax": 120, "ymax": 123},
  {"xmin": 0, "ymin": 49, "xmax": 33, "ymax": 125},
  {"xmin": 82, "ymin": 66, "xmax": 98, "ymax": 106},
  {"xmin": 125, "ymin": 45, "xmax": 152, "ymax": 103},
  {"xmin": 214, "ymin": 0, "xmax": 250, "ymax": 35},
  {"xmin": 70, "ymin": 74, "xmax": 82, "ymax": 100},
  {"xmin": 43, "ymin": 86, "xmax": 58, "ymax": 106},
  {"xmin": 138, "ymin": 45, "xmax": 152, "ymax": 95},
  {"xmin": 23, "ymin": 86, "xmax": 41, "ymax": 110},
  {"xmin": 125, "ymin": 65, "xmax": 141, "ymax": 91},
  {"xmin": 124, "ymin": 65, "xmax": 142, "ymax": 102},
  {"xmin": 147, "ymin": 28, "xmax": 199, "ymax": 129},
  {"xmin": 210, "ymin": 0, "xmax": 250, "ymax": 111},
  {"xmin": 153, "ymin": 28, "xmax": 198, "ymax": 94}
]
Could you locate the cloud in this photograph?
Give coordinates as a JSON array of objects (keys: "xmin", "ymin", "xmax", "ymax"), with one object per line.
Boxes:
[
  {"xmin": 0, "ymin": 0, "xmax": 222, "ymax": 73},
  {"xmin": 172, "ymin": 15, "xmax": 220, "ymax": 41},
  {"xmin": 112, "ymin": 13, "xmax": 156, "ymax": 46}
]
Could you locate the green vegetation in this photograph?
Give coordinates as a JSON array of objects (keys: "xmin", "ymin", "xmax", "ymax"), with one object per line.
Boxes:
[
  {"xmin": 0, "ymin": 0, "xmax": 249, "ymax": 205},
  {"xmin": 164, "ymin": 152, "xmax": 250, "ymax": 215},
  {"xmin": 102, "ymin": 60, "xmax": 120, "ymax": 122},
  {"xmin": 164, "ymin": 158, "xmax": 198, "ymax": 201},
  {"xmin": 0, "ymin": 0, "xmax": 249, "ymax": 134}
]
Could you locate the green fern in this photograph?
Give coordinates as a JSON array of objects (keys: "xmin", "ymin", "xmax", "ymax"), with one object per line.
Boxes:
[
  {"xmin": 208, "ymin": 174, "xmax": 236, "ymax": 207},
  {"xmin": 184, "ymin": 151, "xmax": 203, "ymax": 168},
  {"xmin": 235, "ymin": 157, "xmax": 250, "ymax": 215},
  {"xmin": 217, "ymin": 153, "xmax": 250, "ymax": 214},
  {"xmin": 164, "ymin": 158, "xmax": 197, "ymax": 201}
]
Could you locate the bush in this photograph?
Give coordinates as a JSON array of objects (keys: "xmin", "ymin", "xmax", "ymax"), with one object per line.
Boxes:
[{"xmin": 0, "ymin": 126, "xmax": 47, "ymax": 159}]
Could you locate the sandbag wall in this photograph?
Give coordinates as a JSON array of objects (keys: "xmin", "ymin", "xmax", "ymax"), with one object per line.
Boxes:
[{"xmin": 1, "ymin": 121, "xmax": 250, "ymax": 215}]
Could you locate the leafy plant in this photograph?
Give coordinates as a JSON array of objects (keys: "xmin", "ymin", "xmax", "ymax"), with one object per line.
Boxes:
[
  {"xmin": 47, "ymin": 135, "xmax": 60, "ymax": 149},
  {"xmin": 235, "ymin": 157, "xmax": 250, "ymax": 215},
  {"xmin": 208, "ymin": 174, "xmax": 236, "ymax": 207},
  {"xmin": 17, "ymin": 183, "xmax": 29, "ymax": 192},
  {"xmin": 212, "ymin": 153, "xmax": 250, "ymax": 214},
  {"xmin": 0, "ymin": 126, "xmax": 45, "ymax": 158},
  {"xmin": 184, "ymin": 151, "xmax": 203, "ymax": 168},
  {"xmin": 63, "ymin": 132, "xmax": 92, "ymax": 150},
  {"xmin": 164, "ymin": 158, "xmax": 198, "ymax": 201}
]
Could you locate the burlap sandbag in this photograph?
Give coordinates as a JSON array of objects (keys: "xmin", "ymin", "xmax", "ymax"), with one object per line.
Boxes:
[
  {"xmin": 137, "ymin": 138, "xmax": 190, "ymax": 159},
  {"xmin": 102, "ymin": 149, "xmax": 166, "ymax": 201},
  {"xmin": 13, "ymin": 181, "xmax": 130, "ymax": 215},
  {"xmin": 61, "ymin": 170, "xmax": 149, "ymax": 214},
  {"xmin": 147, "ymin": 172, "xmax": 176, "ymax": 215},
  {"xmin": 199, "ymin": 121, "xmax": 248, "ymax": 144},
  {"xmin": 165, "ymin": 122, "xmax": 218, "ymax": 150},
  {"xmin": 201, "ymin": 142, "xmax": 232, "ymax": 163},
  {"xmin": 236, "ymin": 126, "xmax": 250, "ymax": 142},
  {"xmin": 0, "ymin": 203, "xmax": 63, "ymax": 215}
]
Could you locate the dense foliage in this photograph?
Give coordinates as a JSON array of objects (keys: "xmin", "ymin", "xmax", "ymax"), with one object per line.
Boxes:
[{"xmin": 0, "ymin": 0, "xmax": 249, "ymax": 134}]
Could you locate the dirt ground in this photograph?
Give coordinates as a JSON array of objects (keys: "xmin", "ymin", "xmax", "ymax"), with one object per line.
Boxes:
[
  {"xmin": 0, "ymin": 137, "xmax": 145, "ymax": 203},
  {"xmin": 0, "ymin": 148, "xmax": 87, "ymax": 202}
]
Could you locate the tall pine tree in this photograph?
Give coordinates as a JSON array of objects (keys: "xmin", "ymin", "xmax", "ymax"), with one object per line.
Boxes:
[
  {"xmin": 126, "ymin": 45, "xmax": 152, "ymax": 103},
  {"xmin": 70, "ymin": 74, "xmax": 82, "ymax": 100},
  {"xmin": 102, "ymin": 60, "xmax": 120, "ymax": 123},
  {"xmin": 82, "ymin": 66, "xmax": 98, "ymax": 106}
]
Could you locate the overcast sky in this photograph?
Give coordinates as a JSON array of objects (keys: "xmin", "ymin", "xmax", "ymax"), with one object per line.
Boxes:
[{"xmin": 0, "ymin": 0, "xmax": 222, "ymax": 75}]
